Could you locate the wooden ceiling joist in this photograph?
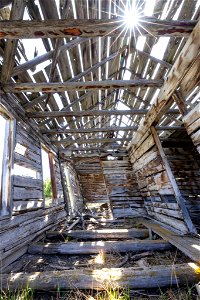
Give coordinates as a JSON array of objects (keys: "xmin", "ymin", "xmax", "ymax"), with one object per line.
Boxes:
[
  {"xmin": 42, "ymin": 126, "xmax": 184, "ymax": 135},
  {"xmin": 52, "ymin": 137, "xmax": 132, "ymax": 145},
  {"xmin": 12, "ymin": 37, "xmax": 88, "ymax": 76},
  {"xmin": 0, "ymin": 18, "xmax": 197, "ymax": 39},
  {"xmin": 0, "ymin": 79, "xmax": 163, "ymax": 93},
  {"xmin": 26, "ymin": 109, "xmax": 180, "ymax": 119}
]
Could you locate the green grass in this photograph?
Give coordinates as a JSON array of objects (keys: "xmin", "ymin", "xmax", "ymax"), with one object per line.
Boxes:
[{"xmin": 0, "ymin": 285, "xmax": 33, "ymax": 300}]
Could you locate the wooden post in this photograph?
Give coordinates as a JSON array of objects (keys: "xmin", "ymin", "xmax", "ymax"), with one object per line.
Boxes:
[
  {"xmin": 58, "ymin": 159, "xmax": 69, "ymax": 215},
  {"xmin": 150, "ymin": 126, "xmax": 197, "ymax": 234}
]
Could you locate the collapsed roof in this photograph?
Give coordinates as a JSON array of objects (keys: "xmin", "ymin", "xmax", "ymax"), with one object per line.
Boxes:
[{"xmin": 0, "ymin": 0, "xmax": 199, "ymax": 155}]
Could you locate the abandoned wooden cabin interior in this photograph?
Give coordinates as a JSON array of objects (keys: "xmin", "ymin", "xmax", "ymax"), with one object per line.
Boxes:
[{"xmin": 0, "ymin": 0, "xmax": 200, "ymax": 298}]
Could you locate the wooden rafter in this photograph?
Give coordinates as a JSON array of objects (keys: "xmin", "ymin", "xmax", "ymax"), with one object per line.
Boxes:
[
  {"xmin": 0, "ymin": 79, "xmax": 163, "ymax": 93},
  {"xmin": 128, "ymin": 19, "xmax": 200, "ymax": 149},
  {"xmin": 41, "ymin": 126, "xmax": 184, "ymax": 135},
  {"xmin": 26, "ymin": 109, "xmax": 180, "ymax": 119},
  {"xmin": 0, "ymin": 18, "xmax": 196, "ymax": 39}
]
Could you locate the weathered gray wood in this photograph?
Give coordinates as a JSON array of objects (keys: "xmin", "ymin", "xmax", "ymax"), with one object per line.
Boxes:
[
  {"xmin": 128, "ymin": 19, "xmax": 200, "ymax": 150},
  {"xmin": 13, "ymin": 187, "xmax": 43, "ymax": 200},
  {"xmin": 13, "ymin": 175, "xmax": 42, "ymax": 189},
  {"xmin": 12, "ymin": 38, "xmax": 87, "ymax": 76},
  {"xmin": 42, "ymin": 125, "xmax": 184, "ymax": 135},
  {"xmin": 28, "ymin": 239, "xmax": 172, "ymax": 254},
  {"xmin": 0, "ymin": 0, "xmax": 26, "ymax": 83},
  {"xmin": 0, "ymin": 0, "xmax": 12, "ymax": 9},
  {"xmin": 46, "ymin": 228, "xmax": 149, "ymax": 240},
  {"xmin": 141, "ymin": 218, "xmax": 200, "ymax": 264},
  {"xmin": 26, "ymin": 108, "xmax": 179, "ymax": 119},
  {"xmin": 1, "ymin": 79, "xmax": 163, "ymax": 93},
  {"xmin": 52, "ymin": 137, "xmax": 132, "ymax": 145},
  {"xmin": 1, "ymin": 264, "xmax": 199, "ymax": 290},
  {"xmin": 150, "ymin": 126, "xmax": 197, "ymax": 234},
  {"xmin": 0, "ymin": 18, "xmax": 196, "ymax": 39}
]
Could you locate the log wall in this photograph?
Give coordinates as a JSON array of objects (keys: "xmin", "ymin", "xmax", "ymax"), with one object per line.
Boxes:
[
  {"xmin": 163, "ymin": 145, "xmax": 200, "ymax": 227},
  {"xmin": 0, "ymin": 117, "xmax": 67, "ymax": 271},
  {"xmin": 183, "ymin": 103, "xmax": 200, "ymax": 154},
  {"xmin": 129, "ymin": 130, "xmax": 188, "ymax": 233},
  {"xmin": 74, "ymin": 157, "xmax": 109, "ymax": 208},
  {"xmin": 74, "ymin": 156, "xmax": 145, "ymax": 218},
  {"xmin": 101, "ymin": 158, "xmax": 145, "ymax": 218}
]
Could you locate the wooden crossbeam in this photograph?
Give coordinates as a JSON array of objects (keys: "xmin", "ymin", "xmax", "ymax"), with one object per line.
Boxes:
[
  {"xmin": 128, "ymin": 19, "xmax": 200, "ymax": 149},
  {"xmin": 0, "ymin": 79, "xmax": 163, "ymax": 93},
  {"xmin": 42, "ymin": 125, "xmax": 184, "ymax": 134},
  {"xmin": 26, "ymin": 108, "xmax": 179, "ymax": 118},
  {"xmin": 0, "ymin": 18, "xmax": 196, "ymax": 39},
  {"xmin": 51, "ymin": 137, "xmax": 132, "ymax": 145}
]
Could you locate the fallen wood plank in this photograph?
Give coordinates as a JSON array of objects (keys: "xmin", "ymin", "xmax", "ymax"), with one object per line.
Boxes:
[
  {"xmin": 141, "ymin": 218, "xmax": 200, "ymax": 264},
  {"xmin": 46, "ymin": 228, "xmax": 149, "ymax": 240},
  {"xmin": 1, "ymin": 264, "xmax": 199, "ymax": 290},
  {"xmin": 28, "ymin": 239, "xmax": 172, "ymax": 255}
]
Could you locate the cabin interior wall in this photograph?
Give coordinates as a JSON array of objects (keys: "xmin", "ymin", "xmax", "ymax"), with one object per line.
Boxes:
[{"xmin": 0, "ymin": 99, "xmax": 67, "ymax": 272}]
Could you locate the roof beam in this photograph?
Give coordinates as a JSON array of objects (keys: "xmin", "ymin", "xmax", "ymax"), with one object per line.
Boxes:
[
  {"xmin": 42, "ymin": 126, "xmax": 185, "ymax": 135},
  {"xmin": 1, "ymin": 79, "xmax": 163, "ymax": 93},
  {"xmin": 26, "ymin": 109, "xmax": 180, "ymax": 118},
  {"xmin": 12, "ymin": 38, "xmax": 88, "ymax": 76},
  {"xmin": 0, "ymin": 0, "xmax": 26, "ymax": 83},
  {"xmin": 52, "ymin": 137, "xmax": 132, "ymax": 145},
  {"xmin": 0, "ymin": 18, "xmax": 196, "ymax": 39},
  {"xmin": 128, "ymin": 19, "xmax": 200, "ymax": 149}
]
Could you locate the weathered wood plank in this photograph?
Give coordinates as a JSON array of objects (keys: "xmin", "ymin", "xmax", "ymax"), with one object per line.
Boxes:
[
  {"xmin": 1, "ymin": 264, "xmax": 199, "ymax": 290},
  {"xmin": 1, "ymin": 79, "xmax": 163, "ymax": 93},
  {"xmin": 26, "ymin": 108, "xmax": 179, "ymax": 118},
  {"xmin": 46, "ymin": 228, "xmax": 149, "ymax": 240},
  {"xmin": 0, "ymin": 18, "xmax": 196, "ymax": 39},
  {"xmin": 150, "ymin": 126, "xmax": 197, "ymax": 234},
  {"xmin": 28, "ymin": 239, "xmax": 172, "ymax": 254},
  {"xmin": 12, "ymin": 38, "xmax": 87, "ymax": 76},
  {"xmin": 13, "ymin": 175, "xmax": 42, "ymax": 189},
  {"xmin": 128, "ymin": 19, "xmax": 200, "ymax": 149},
  {"xmin": 141, "ymin": 218, "xmax": 200, "ymax": 264}
]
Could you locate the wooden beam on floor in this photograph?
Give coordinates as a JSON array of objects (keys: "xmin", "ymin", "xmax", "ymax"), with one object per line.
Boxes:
[
  {"xmin": 1, "ymin": 264, "xmax": 199, "ymax": 290},
  {"xmin": 140, "ymin": 218, "xmax": 200, "ymax": 264},
  {"xmin": 1, "ymin": 79, "xmax": 163, "ymax": 93},
  {"xmin": 46, "ymin": 228, "xmax": 149, "ymax": 240},
  {"xmin": 127, "ymin": 19, "xmax": 200, "ymax": 150},
  {"xmin": 0, "ymin": 18, "xmax": 196, "ymax": 39},
  {"xmin": 26, "ymin": 108, "xmax": 179, "ymax": 119},
  {"xmin": 28, "ymin": 239, "xmax": 172, "ymax": 255}
]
